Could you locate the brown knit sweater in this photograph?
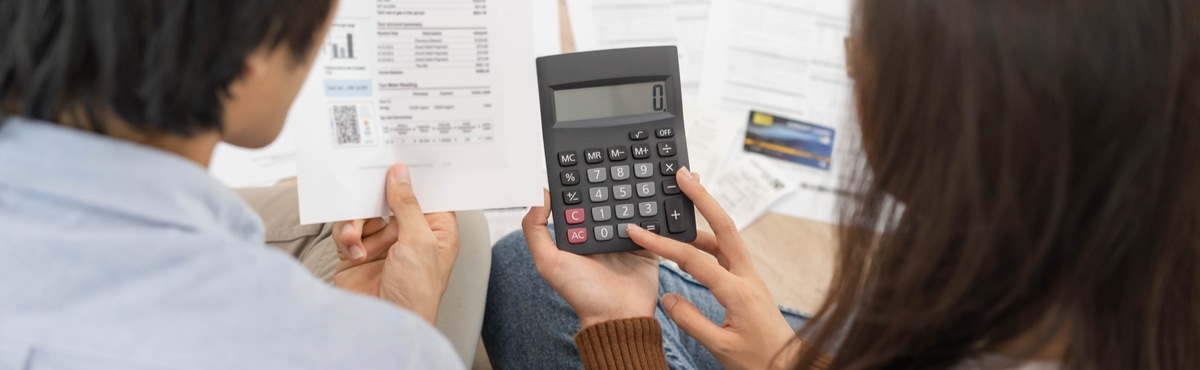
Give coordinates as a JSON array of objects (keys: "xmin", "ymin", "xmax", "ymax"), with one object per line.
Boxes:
[{"xmin": 574, "ymin": 317, "xmax": 832, "ymax": 370}]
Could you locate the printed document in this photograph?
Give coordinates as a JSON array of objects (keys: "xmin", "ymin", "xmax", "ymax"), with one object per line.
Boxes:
[
  {"xmin": 294, "ymin": 0, "xmax": 544, "ymax": 224},
  {"xmin": 567, "ymin": 0, "xmax": 711, "ymax": 96},
  {"xmin": 699, "ymin": 0, "xmax": 855, "ymax": 224}
]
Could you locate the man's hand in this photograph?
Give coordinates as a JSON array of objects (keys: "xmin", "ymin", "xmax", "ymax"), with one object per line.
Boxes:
[
  {"xmin": 331, "ymin": 164, "xmax": 460, "ymax": 325},
  {"xmin": 522, "ymin": 190, "xmax": 661, "ymax": 327}
]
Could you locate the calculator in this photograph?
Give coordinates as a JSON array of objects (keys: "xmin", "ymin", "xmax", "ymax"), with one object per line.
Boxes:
[{"xmin": 536, "ymin": 46, "xmax": 697, "ymax": 254}]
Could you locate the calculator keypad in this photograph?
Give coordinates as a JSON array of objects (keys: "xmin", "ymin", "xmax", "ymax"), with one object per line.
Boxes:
[{"xmin": 550, "ymin": 126, "xmax": 694, "ymax": 251}]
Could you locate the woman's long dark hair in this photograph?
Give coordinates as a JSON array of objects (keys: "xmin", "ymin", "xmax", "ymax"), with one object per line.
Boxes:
[{"xmin": 794, "ymin": 0, "xmax": 1200, "ymax": 368}]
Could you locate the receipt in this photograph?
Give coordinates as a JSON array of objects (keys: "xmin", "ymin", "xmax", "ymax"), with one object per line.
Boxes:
[{"xmin": 707, "ymin": 155, "xmax": 796, "ymax": 230}]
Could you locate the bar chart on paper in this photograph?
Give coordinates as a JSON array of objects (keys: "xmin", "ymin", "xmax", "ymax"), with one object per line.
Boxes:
[{"xmin": 324, "ymin": 24, "xmax": 362, "ymax": 60}]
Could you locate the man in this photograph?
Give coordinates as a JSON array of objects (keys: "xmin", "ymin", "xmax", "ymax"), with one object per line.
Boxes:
[{"xmin": 0, "ymin": 1, "xmax": 461, "ymax": 368}]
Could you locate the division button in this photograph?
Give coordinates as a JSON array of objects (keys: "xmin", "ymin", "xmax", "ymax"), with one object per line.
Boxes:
[
  {"xmin": 655, "ymin": 128, "xmax": 674, "ymax": 138},
  {"xmin": 632, "ymin": 143, "xmax": 651, "ymax": 159},
  {"xmin": 591, "ymin": 206, "xmax": 612, "ymax": 222},
  {"xmin": 563, "ymin": 190, "xmax": 582, "ymax": 205},
  {"xmin": 615, "ymin": 204, "xmax": 635, "ymax": 220},
  {"xmin": 660, "ymin": 160, "xmax": 679, "ymax": 175},
  {"xmin": 567, "ymin": 228, "xmax": 588, "ymax": 244},
  {"xmin": 629, "ymin": 130, "xmax": 649, "ymax": 141},
  {"xmin": 560, "ymin": 170, "xmax": 580, "ymax": 186},
  {"xmin": 640, "ymin": 221, "xmax": 661, "ymax": 234},
  {"xmin": 664, "ymin": 198, "xmax": 688, "ymax": 234},
  {"xmin": 657, "ymin": 141, "xmax": 676, "ymax": 157},
  {"xmin": 607, "ymin": 146, "xmax": 629, "ymax": 161},
  {"xmin": 584, "ymin": 148, "xmax": 605, "ymax": 164},
  {"xmin": 558, "ymin": 151, "xmax": 578, "ymax": 166},
  {"xmin": 587, "ymin": 168, "xmax": 607, "ymax": 183},
  {"xmin": 595, "ymin": 225, "xmax": 615, "ymax": 241},
  {"xmin": 662, "ymin": 180, "xmax": 681, "ymax": 195},
  {"xmin": 565, "ymin": 208, "xmax": 586, "ymax": 225}
]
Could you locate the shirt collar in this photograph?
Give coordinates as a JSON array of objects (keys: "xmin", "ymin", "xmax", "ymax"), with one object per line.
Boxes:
[{"xmin": 0, "ymin": 118, "xmax": 265, "ymax": 243}]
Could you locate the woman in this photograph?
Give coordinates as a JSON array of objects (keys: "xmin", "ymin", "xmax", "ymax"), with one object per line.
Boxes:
[{"xmin": 483, "ymin": 0, "xmax": 1200, "ymax": 369}]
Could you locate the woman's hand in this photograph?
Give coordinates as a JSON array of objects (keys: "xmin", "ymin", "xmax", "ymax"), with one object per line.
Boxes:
[
  {"xmin": 522, "ymin": 190, "xmax": 661, "ymax": 327},
  {"xmin": 628, "ymin": 167, "xmax": 796, "ymax": 370},
  {"xmin": 331, "ymin": 164, "xmax": 461, "ymax": 325}
]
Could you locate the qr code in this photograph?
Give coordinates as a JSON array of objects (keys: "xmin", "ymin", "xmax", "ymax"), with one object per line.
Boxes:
[{"xmin": 331, "ymin": 105, "xmax": 361, "ymax": 145}]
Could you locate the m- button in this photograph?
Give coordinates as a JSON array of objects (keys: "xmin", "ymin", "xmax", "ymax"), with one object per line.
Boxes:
[{"xmin": 608, "ymin": 146, "xmax": 629, "ymax": 161}]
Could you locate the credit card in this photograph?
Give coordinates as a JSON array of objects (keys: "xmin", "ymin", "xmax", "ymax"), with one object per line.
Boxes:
[{"xmin": 743, "ymin": 111, "xmax": 835, "ymax": 170}]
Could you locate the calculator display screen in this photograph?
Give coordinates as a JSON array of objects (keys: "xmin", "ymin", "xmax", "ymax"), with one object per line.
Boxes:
[{"xmin": 554, "ymin": 81, "xmax": 667, "ymax": 122}]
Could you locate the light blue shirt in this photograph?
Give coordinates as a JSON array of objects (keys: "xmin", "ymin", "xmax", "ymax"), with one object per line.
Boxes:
[{"xmin": 0, "ymin": 119, "xmax": 460, "ymax": 369}]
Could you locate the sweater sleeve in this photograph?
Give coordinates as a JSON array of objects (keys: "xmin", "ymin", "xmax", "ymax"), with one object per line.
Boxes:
[{"xmin": 574, "ymin": 317, "xmax": 670, "ymax": 370}]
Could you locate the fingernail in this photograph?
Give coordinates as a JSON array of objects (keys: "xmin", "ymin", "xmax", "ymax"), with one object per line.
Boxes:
[
  {"xmin": 680, "ymin": 166, "xmax": 695, "ymax": 181},
  {"xmin": 393, "ymin": 164, "xmax": 410, "ymax": 184},
  {"xmin": 628, "ymin": 224, "xmax": 644, "ymax": 233},
  {"xmin": 349, "ymin": 244, "xmax": 366, "ymax": 261},
  {"xmin": 341, "ymin": 223, "xmax": 354, "ymax": 236},
  {"xmin": 662, "ymin": 294, "xmax": 679, "ymax": 311}
]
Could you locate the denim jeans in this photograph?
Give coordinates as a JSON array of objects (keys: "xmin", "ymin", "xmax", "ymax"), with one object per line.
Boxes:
[{"xmin": 483, "ymin": 228, "xmax": 810, "ymax": 370}]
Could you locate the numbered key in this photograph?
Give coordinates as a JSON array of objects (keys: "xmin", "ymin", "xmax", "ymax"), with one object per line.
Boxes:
[
  {"xmin": 589, "ymin": 187, "xmax": 609, "ymax": 202},
  {"xmin": 595, "ymin": 225, "xmax": 614, "ymax": 241},
  {"xmin": 587, "ymin": 168, "xmax": 607, "ymax": 183},
  {"xmin": 613, "ymin": 184, "xmax": 633, "ymax": 200},
  {"xmin": 591, "ymin": 206, "xmax": 612, "ymax": 222},
  {"xmin": 636, "ymin": 182, "xmax": 656, "ymax": 198},
  {"xmin": 615, "ymin": 204, "xmax": 635, "ymax": 220},
  {"xmin": 611, "ymin": 165, "xmax": 630, "ymax": 181},
  {"xmin": 638, "ymin": 201, "xmax": 658, "ymax": 217},
  {"xmin": 634, "ymin": 163, "xmax": 653, "ymax": 178}
]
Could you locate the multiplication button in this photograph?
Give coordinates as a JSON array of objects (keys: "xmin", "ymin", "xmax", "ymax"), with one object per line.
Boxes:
[{"xmin": 660, "ymin": 160, "xmax": 679, "ymax": 175}]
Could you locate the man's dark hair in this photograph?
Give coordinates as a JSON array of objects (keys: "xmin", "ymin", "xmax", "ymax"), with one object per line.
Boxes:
[{"xmin": 0, "ymin": 0, "xmax": 335, "ymax": 136}]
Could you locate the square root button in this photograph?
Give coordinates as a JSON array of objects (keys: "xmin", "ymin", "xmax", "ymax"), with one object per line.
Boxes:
[{"xmin": 567, "ymin": 228, "xmax": 588, "ymax": 244}]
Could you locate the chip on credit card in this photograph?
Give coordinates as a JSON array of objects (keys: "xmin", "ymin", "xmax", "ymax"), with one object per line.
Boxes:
[{"xmin": 743, "ymin": 111, "xmax": 835, "ymax": 170}]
